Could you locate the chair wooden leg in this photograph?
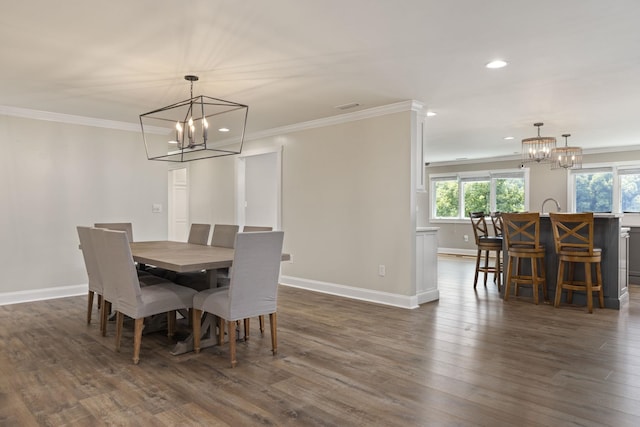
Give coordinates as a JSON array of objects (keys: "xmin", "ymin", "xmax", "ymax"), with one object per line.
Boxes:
[
  {"xmin": 585, "ymin": 262, "xmax": 593, "ymax": 314},
  {"xmin": 474, "ymin": 250, "xmax": 481, "ymax": 288},
  {"xmin": 133, "ymin": 318, "xmax": 144, "ymax": 364},
  {"xmin": 504, "ymin": 255, "xmax": 513, "ymax": 301},
  {"xmin": 218, "ymin": 317, "xmax": 225, "ymax": 346},
  {"xmin": 259, "ymin": 315, "xmax": 265, "ymax": 334},
  {"xmin": 555, "ymin": 261, "xmax": 565, "ymax": 308},
  {"xmin": 597, "ymin": 263, "xmax": 604, "ymax": 308},
  {"xmin": 115, "ymin": 311, "xmax": 124, "ymax": 352},
  {"xmin": 269, "ymin": 313, "xmax": 278, "ymax": 355},
  {"xmin": 87, "ymin": 291, "xmax": 94, "ymax": 324},
  {"xmin": 101, "ymin": 301, "xmax": 111, "ymax": 336},
  {"xmin": 167, "ymin": 310, "xmax": 176, "ymax": 338},
  {"xmin": 192, "ymin": 309, "xmax": 202, "ymax": 353},
  {"xmin": 244, "ymin": 318, "xmax": 250, "ymax": 341},
  {"xmin": 531, "ymin": 257, "xmax": 539, "ymax": 305},
  {"xmin": 228, "ymin": 320, "xmax": 237, "ymax": 368},
  {"xmin": 483, "ymin": 250, "xmax": 490, "ymax": 286},
  {"xmin": 567, "ymin": 263, "xmax": 575, "ymax": 304}
]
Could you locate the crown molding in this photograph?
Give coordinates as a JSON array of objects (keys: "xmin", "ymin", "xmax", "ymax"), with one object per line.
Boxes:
[
  {"xmin": 0, "ymin": 105, "xmax": 168, "ymax": 134},
  {"xmin": 1, "ymin": 100, "xmax": 424, "ymax": 139},
  {"xmin": 244, "ymin": 100, "xmax": 424, "ymax": 142}
]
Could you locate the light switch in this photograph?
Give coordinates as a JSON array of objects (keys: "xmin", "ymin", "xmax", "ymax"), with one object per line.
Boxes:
[{"xmin": 152, "ymin": 203, "xmax": 162, "ymax": 213}]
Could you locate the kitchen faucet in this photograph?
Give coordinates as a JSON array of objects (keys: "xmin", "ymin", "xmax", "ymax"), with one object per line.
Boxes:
[{"xmin": 541, "ymin": 197, "xmax": 561, "ymax": 213}]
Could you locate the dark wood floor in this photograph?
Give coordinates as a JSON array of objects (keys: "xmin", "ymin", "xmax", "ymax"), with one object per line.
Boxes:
[{"xmin": 2, "ymin": 255, "xmax": 640, "ymax": 426}]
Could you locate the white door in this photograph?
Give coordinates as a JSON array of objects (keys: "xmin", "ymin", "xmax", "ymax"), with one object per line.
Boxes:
[
  {"xmin": 168, "ymin": 167, "xmax": 189, "ymax": 241},
  {"xmin": 236, "ymin": 150, "xmax": 281, "ymax": 230}
]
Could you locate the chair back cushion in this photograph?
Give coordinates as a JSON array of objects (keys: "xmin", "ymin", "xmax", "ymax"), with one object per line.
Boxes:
[
  {"xmin": 77, "ymin": 226, "xmax": 102, "ymax": 293},
  {"xmin": 188, "ymin": 223, "xmax": 211, "ymax": 245},
  {"xmin": 211, "ymin": 224, "xmax": 240, "ymax": 248},
  {"xmin": 100, "ymin": 229, "xmax": 142, "ymax": 313},
  {"xmin": 228, "ymin": 231, "xmax": 284, "ymax": 319},
  {"xmin": 549, "ymin": 212, "xmax": 596, "ymax": 255},
  {"xmin": 502, "ymin": 212, "xmax": 541, "ymax": 250},
  {"xmin": 94, "ymin": 222, "xmax": 134, "ymax": 243}
]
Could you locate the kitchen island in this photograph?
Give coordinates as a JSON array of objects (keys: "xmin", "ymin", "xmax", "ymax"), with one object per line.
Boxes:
[{"xmin": 501, "ymin": 214, "xmax": 629, "ymax": 309}]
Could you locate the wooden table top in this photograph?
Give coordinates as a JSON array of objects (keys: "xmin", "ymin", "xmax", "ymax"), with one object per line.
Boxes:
[
  {"xmin": 130, "ymin": 241, "xmax": 236, "ymax": 273},
  {"xmin": 130, "ymin": 240, "xmax": 290, "ymax": 273}
]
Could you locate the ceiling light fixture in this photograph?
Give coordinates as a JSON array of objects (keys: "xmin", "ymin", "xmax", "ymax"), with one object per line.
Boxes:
[
  {"xmin": 486, "ymin": 59, "xmax": 507, "ymax": 69},
  {"xmin": 551, "ymin": 133, "xmax": 582, "ymax": 170},
  {"xmin": 139, "ymin": 75, "xmax": 248, "ymax": 162},
  {"xmin": 522, "ymin": 122, "xmax": 556, "ymax": 163},
  {"xmin": 426, "ymin": 111, "xmax": 437, "ymax": 117},
  {"xmin": 504, "ymin": 136, "xmax": 514, "ymax": 140}
]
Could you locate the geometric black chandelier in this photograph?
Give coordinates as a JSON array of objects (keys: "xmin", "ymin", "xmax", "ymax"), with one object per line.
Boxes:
[{"xmin": 139, "ymin": 75, "xmax": 248, "ymax": 162}]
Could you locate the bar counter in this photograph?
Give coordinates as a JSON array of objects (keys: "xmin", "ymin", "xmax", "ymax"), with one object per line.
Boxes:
[{"xmin": 500, "ymin": 213, "xmax": 629, "ymax": 309}]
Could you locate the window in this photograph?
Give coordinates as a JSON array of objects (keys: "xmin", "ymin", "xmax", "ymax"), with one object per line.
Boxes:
[
  {"xmin": 430, "ymin": 169, "xmax": 528, "ymax": 220},
  {"xmin": 620, "ymin": 169, "xmax": 640, "ymax": 212},
  {"xmin": 433, "ymin": 178, "xmax": 459, "ymax": 218},
  {"xmin": 573, "ymin": 169, "xmax": 613, "ymax": 213},
  {"xmin": 569, "ymin": 164, "xmax": 640, "ymax": 213}
]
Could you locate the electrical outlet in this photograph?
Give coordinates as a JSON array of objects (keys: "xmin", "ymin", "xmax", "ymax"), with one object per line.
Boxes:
[
  {"xmin": 378, "ymin": 264, "xmax": 386, "ymax": 277},
  {"xmin": 464, "ymin": 234, "xmax": 469, "ymax": 242}
]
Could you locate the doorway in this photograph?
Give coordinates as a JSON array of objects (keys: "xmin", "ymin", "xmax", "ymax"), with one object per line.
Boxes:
[
  {"xmin": 235, "ymin": 149, "xmax": 282, "ymax": 230},
  {"xmin": 168, "ymin": 167, "xmax": 189, "ymax": 241}
]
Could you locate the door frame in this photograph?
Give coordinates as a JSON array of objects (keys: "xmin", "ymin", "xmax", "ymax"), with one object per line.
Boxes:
[
  {"xmin": 167, "ymin": 164, "xmax": 190, "ymax": 241},
  {"xmin": 235, "ymin": 147, "xmax": 282, "ymax": 230}
]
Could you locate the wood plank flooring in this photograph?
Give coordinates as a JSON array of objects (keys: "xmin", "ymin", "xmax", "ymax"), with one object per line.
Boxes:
[{"xmin": 2, "ymin": 255, "xmax": 640, "ymax": 426}]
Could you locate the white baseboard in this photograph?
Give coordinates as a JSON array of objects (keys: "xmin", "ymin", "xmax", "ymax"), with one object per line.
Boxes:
[
  {"xmin": 0, "ymin": 284, "xmax": 87, "ymax": 306},
  {"xmin": 438, "ymin": 247, "xmax": 477, "ymax": 257},
  {"xmin": 280, "ymin": 276, "xmax": 439, "ymax": 309}
]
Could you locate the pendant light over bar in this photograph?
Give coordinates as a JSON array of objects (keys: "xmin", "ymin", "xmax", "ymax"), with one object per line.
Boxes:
[
  {"xmin": 551, "ymin": 133, "xmax": 582, "ymax": 170},
  {"xmin": 522, "ymin": 122, "xmax": 556, "ymax": 163},
  {"xmin": 139, "ymin": 75, "xmax": 248, "ymax": 162}
]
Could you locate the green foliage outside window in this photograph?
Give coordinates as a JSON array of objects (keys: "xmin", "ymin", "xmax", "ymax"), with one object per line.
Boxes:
[
  {"xmin": 434, "ymin": 180, "xmax": 459, "ymax": 217},
  {"xmin": 463, "ymin": 181, "xmax": 490, "ymax": 215},
  {"xmin": 495, "ymin": 178, "xmax": 525, "ymax": 213},
  {"xmin": 621, "ymin": 174, "xmax": 640, "ymax": 212},
  {"xmin": 575, "ymin": 172, "xmax": 613, "ymax": 212},
  {"xmin": 432, "ymin": 174, "xmax": 526, "ymax": 218}
]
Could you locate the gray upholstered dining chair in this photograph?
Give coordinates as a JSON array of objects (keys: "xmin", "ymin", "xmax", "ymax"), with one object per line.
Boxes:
[
  {"xmin": 210, "ymin": 224, "xmax": 239, "ymax": 248},
  {"xmin": 94, "ymin": 228, "xmax": 197, "ymax": 364},
  {"xmin": 241, "ymin": 225, "xmax": 273, "ymax": 334},
  {"xmin": 192, "ymin": 231, "xmax": 284, "ymax": 368},
  {"xmin": 77, "ymin": 226, "xmax": 106, "ymax": 332},
  {"xmin": 94, "ymin": 222, "xmax": 134, "ymax": 242},
  {"xmin": 187, "ymin": 223, "xmax": 212, "ymax": 245}
]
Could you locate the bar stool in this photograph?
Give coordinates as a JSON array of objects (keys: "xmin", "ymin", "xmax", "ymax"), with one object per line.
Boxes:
[
  {"xmin": 502, "ymin": 212, "xmax": 548, "ymax": 304},
  {"xmin": 549, "ymin": 212, "xmax": 604, "ymax": 313},
  {"xmin": 469, "ymin": 212, "xmax": 502, "ymax": 290}
]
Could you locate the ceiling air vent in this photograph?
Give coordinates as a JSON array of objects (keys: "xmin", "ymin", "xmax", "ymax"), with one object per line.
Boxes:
[{"xmin": 335, "ymin": 102, "xmax": 360, "ymax": 110}]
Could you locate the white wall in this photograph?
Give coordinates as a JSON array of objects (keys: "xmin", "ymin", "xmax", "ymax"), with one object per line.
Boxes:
[
  {"xmin": 190, "ymin": 111, "xmax": 415, "ymax": 300},
  {"xmin": 0, "ymin": 115, "xmax": 168, "ymax": 296}
]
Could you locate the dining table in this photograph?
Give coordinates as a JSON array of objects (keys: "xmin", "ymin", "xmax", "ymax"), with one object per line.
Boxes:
[{"xmin": 130, "ymin": 240, "xmax": 290, "ymax": 355}]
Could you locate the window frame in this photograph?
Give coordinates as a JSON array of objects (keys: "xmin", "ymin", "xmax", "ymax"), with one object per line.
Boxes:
[
  {"xmin": 429, "ymin": 168, "xmax": 530, "ymax": 223},
  {"xmin": 567, "ymin": 161, "xmax": 640, "ymax": 214}
]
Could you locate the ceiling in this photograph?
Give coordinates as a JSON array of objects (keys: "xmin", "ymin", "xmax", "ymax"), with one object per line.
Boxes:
[{"xmin": 2, "ymin": 0, "xmax": 640, "ymax": 163}]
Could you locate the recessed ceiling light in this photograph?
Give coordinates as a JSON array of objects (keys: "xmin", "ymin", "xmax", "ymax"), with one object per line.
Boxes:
[
  {"xmin": 486, "ymin": 59, "xmax": 508, "ymax": 69},
  {"xmin": 218, "ymin": 127, "xmax": 230, "ymax": 132},
  {"xmin": 504, "ymin": 136, "xmax": 514, "ymax": 140},
  {"xmin": 426, "ymin": 111, "xmax": 437, "ymax": 117}
]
